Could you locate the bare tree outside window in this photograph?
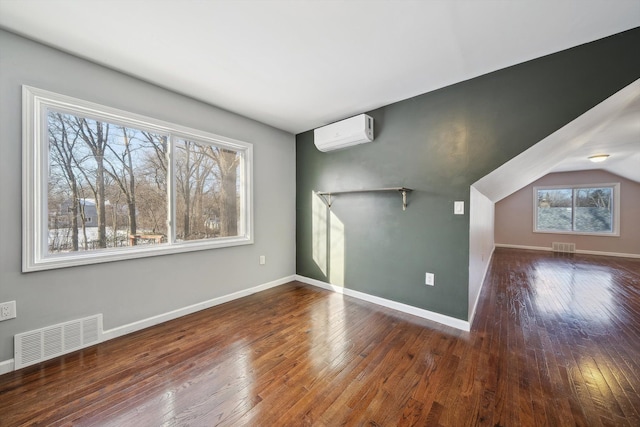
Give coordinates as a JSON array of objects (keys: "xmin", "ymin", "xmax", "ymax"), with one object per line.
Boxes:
[
  {"xmin": 174, "ymin": 139, "xmax": 240, "ymax": 241},
  {"xmin": 24, "ymin": 86, "xmax": 252, "ymax": 272},
  {"xmin": 535, "ymin": 185, "xmax": 616, "ymax": 234},
  {"xmin": 47, "ymin": 111, "xmax": 169, "ymax": 253},
  {"xmin": 46, "ymin": 111, "xmax": 245, "ymax": 252},
  {"xmin": 574, "ymin": 187, "xmax": 612, "ymax": 233}
]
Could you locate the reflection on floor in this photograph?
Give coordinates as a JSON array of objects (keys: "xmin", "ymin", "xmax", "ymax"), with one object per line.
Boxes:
[{"xmin": 1, "ymin": 248, "xmax": 639, "ymax": 426}]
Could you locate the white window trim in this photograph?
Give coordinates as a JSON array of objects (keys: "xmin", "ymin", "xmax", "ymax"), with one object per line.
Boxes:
[
  {"xmin": 23, "ymin": 86, "xmax": 253, "ymax": 272},
  {"xmin": 532, "ymin": 183, "xmax": 620, "ymax": 237}
]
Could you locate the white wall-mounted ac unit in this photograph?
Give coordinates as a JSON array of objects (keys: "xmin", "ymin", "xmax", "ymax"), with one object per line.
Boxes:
[{"xmin": 314, "ymin": 114, "xmax": 374, "ymax": 152}]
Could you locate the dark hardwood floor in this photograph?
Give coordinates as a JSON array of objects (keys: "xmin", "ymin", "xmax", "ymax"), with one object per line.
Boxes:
[{"xmin": 1, "ymin": 248, "xmax": 639, "ymax": 426}]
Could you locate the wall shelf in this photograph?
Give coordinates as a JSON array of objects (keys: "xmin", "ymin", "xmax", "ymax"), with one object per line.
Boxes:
[{"xmin": 316, "ymin": 187, "xmax": 413, "ymax": 211}]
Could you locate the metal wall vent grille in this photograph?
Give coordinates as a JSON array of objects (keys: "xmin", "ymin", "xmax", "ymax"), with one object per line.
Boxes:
[
  {"xmin": 14, "ymin": 314, "xmax": 103, "ymax": 370},
  {"xmin": 552, "ymin": 242, "xmax": 576, "ymax": 253}
]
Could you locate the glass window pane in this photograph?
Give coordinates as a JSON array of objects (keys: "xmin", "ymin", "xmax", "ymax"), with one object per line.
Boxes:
[
  {"xmin": 536, "ymin": 189, "xmax": 572, "ymax": 231},
  {"xmin": 26, "ymin": 87, "xmax": 253, "ymax": 271},
  {"xmin": 47, "ymin": 110, "xmax": 168, "ymax": 254},
  {"xmin": 174, "ymin": 139, "xmax": 241, "ymax": 241},
  {"xmin": 574, "ymin": 187, "xmax": 613, "ymax": 232}
]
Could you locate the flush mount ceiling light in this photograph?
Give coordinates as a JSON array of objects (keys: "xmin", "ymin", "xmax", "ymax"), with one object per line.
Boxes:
[{"xmin": 588, "ymin": 154, "xmax": 610, "ymax": 163}]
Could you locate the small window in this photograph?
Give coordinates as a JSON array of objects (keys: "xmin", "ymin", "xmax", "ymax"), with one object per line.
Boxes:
[
  {"xmin": 23, "ymin": 86, "xmax": 253, "ymax": 271},
  {"xmin": 534, "ymin": 183, "xmax": 620, "ymax": 236}
]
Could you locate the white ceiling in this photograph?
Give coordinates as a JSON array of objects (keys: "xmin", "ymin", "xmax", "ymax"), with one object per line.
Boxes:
[
  {"xmin": 546, "ymin": 88, "xmax": 640, "ymax": 181},
  {"xmin": 1, "ymin": 0, "xmax": 639, "ymax": 184}
]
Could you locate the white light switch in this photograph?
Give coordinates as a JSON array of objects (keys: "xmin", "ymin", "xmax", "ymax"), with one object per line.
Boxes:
[{"xmin": 454, "ymin": 201, "xmax": 464, "ymax": 215}]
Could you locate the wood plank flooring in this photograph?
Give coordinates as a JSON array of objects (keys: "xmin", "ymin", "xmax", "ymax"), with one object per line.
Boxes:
[{"xmin": 1, "ymin": 248, "xmax": 639, "ymax": 426}]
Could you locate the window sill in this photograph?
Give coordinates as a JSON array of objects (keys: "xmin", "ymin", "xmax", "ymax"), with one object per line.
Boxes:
[
  {"xmin": 23, "ymin": 235, "xmax": 253, "ymax": 272},
  {"xmin": 533, "ymin": 230, "xmax": 620, "ymax": 238}
]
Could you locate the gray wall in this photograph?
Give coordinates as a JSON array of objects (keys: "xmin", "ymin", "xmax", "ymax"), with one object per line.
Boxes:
[
  {"xmin": 296, "ymin": 27, "xmax": 640, "ymax": 321},
  {"xmin": 0, "ymin": 30, "xmax": 296, "ymax": 362}
]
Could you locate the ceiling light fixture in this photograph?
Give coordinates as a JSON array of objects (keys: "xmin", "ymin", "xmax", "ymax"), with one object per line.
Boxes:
[{"xmin": 588, "ymin": 154, "xmax": 609, "ymax": 163}]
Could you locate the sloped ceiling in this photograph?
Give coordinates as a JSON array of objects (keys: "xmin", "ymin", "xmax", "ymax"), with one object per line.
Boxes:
[
  {"xmin": 474, "ymin": 80, "xmax": 640, "ymax": 202},
  {"xmin": 1, "ymin": 0, "xmax": 639, "ymax": 185}
]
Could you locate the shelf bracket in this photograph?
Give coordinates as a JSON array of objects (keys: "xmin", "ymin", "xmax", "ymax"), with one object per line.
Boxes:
[
  {"xmin": 319, "ymin": 192, "xmax": 333, "ymax": 209},
  {"xmin": 316, "ymin": 187, "xmax": 412, "ymax": 211},
  {"xmin": 400, "ymin": 189, "xmax": 408, "ymax": 211}
]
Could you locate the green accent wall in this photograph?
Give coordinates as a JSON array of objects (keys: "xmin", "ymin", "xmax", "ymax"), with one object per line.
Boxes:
[{"xmin": 296, "ymin": 27, "xmax": 640, "ymax": 321}]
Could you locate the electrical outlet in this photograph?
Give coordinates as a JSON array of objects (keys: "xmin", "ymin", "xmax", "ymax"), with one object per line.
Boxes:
[
  {"xmin": 259, "ymin": 255, "xmax": 266, "ymax": 265},
  {"xmin": 425, "ymin": 272, "xmax": 435, "ymax": 286},
  {"xmin": 0, "ymin": 301, "xmax": 16, "ymax": 321}
]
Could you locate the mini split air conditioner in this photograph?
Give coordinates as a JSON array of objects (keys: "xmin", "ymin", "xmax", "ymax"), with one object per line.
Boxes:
[{"xmin": 314, "ymin": 114, "xmax": 374, "ymax": 152}]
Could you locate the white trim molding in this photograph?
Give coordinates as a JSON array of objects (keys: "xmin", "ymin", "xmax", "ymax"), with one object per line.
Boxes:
[
  {"xmin": 296, "ymin": 275, "xmax": 471, "ymax": 332},
  {"xmin": 495, "ymin": 243, "xmax": 640, "ymax": 259},
  {"xmin": 0, "ymin": 359, "xmax": 14, "ymax": 376},
  {"xmin": 468, "ymin": 245, "xmax": 495, "ymax": 327}
]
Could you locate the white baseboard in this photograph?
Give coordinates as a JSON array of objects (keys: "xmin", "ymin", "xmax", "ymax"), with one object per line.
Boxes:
[
  {"xmin": 575, "ymin": 249, "xmax": 640, "ymax": 259},
  {"xmin": 495, "ymin": 243, "xmax": 552, "ymax": 252},
  {"xmin": 1, "ymin": 275, "xmax": 295, "ymax": 374},
  {"xmin": 295, "ymin": 275, "xmax": 470, "ymax": 332},
  {"xmin": 495, "ymin": 243, "xmax": 640, "ymax": 259},
  {"xmin": 102, "ymin": 275, "xmax": 295, "ymax": 341},
  {"xmin": 468, "ymin": 245, "xmax": 495, "ymax": 327},
  {"xmin": 0, "ymin": 358, "xmax": 14, "ymax": 375}
]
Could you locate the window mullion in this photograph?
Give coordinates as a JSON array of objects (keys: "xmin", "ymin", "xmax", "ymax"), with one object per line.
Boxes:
[
  {"xmin": 572, "ymin": 188, "xmax": 577, "ymax": 231},
  {"xmin": 167, "ymin": 134, "xmax": 175, "ymax": 244}
]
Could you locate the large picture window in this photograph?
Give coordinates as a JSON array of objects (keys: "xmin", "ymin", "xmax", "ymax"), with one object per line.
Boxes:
[
  {"xmin": 23, "ymin": 86, "xmax": 253, "ymax": 272},
  {"xmin": 533, "ymin": 183, "xmax": 619, "ymax": 236}
]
